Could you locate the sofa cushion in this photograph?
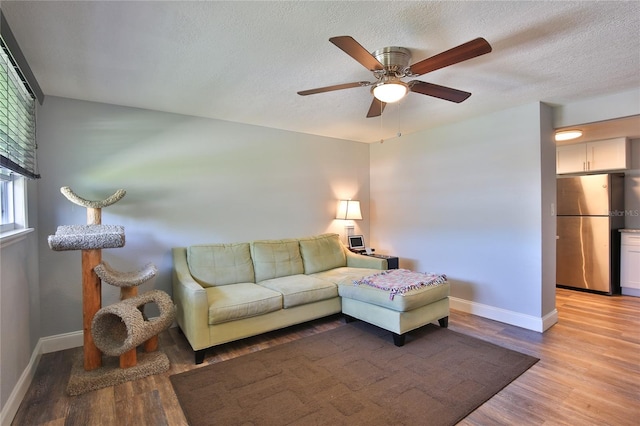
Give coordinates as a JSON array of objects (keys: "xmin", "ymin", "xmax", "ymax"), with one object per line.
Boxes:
[
  {"xmin": 338, "ymin": 279, "xmax": 450, "ymax": 313},
  {"xmin": 250, "ymin": 239, "xmax": 304, "ymax": 282},
  {"xmin": 311, "ymin": 267, "xmax": 384, "ymax": 286},
  {"xmin": 299, "ymin": 233, "xmax": 347, "ymax": 274},
  {"xmin": 257, "ymin": 274, "xmax": 338, "ymax": 308},
  {"xmin": 187, "ymin": 243, "xmax": 255, "ymax": 287},
  {"xmin": 206, "ymin": 283, "xmax": 282, "ymax": 325}
]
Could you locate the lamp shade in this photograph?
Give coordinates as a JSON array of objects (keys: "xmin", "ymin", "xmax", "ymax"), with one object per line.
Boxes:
[{"xmin": 336, "ymin": 200, "xmax": 362, "ymax": 220}]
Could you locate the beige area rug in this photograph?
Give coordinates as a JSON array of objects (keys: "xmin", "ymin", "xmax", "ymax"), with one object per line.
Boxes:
[{"xmin": 170, "ymin": 322, "xmax": 538, "ymax": 426}]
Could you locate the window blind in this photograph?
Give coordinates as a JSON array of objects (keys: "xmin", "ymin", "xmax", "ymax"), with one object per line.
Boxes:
[{"xmin": 0, "ymin": 38, "xmax": 40, "ymax": 179}]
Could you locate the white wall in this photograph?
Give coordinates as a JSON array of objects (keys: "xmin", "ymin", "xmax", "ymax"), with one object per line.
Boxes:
[
  {"xmin": 370, "ymin": 102, "xmax": 557, "ymax": 330},
  {"xmin": 553, "ymin": 88, "xmax": 640, "ymax": 128},
  {"xmin": 35, "ymin": 96, "xmax": 371, "ymax": 337},
  {"xmin": 539, "ymin": 104, "xmax": 558, "ymax": 319}
]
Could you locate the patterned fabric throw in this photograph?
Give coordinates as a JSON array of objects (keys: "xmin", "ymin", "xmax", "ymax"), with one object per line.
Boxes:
[{"xmin": 354, "ymin": 269, "xmax": 447, "ymax": 300}]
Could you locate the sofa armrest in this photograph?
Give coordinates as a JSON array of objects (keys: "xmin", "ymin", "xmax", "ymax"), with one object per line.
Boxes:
[
  {"xmin": 344, "ymin": 249, "xmax": 387, "ymax": 270},
  {"xmin": 172, "ymin": 247, "xmax": 210, "ymax": 351}
]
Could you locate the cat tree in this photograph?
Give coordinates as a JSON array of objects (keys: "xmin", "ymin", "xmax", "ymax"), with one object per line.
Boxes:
[{"xmin": 48, "ymin": 186, "xmax": 174, "ymax": 395}]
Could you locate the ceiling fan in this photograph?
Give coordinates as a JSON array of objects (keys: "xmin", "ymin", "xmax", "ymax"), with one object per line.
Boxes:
[{"xmin": 297, "ymin": 36, "xmax": 492, "ymax": 118}]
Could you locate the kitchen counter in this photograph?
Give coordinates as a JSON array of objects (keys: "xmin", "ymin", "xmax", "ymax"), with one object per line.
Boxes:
[{"xmin": 619, "ymin": 229, "xmax": 640, "ymax": 233}]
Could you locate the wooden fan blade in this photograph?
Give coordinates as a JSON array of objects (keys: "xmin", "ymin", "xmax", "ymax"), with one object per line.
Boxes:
[
  {"xmin": 409, "ymin": 81, "xmax": 471, "ymax": 103},
  {"xmin": 366, "ymin": 98, "xmax": 386, "ymax": 118},
  {"xmin": 298, "ymin": 81, "xmax": 371, "ymax": 96},
  {"xmin": 329, "ymin": 36, "xmax": 384, "ymax": 71},
  {"xmin": 408, "ymin": 38, "xmax": 492, "ymax": 76}
]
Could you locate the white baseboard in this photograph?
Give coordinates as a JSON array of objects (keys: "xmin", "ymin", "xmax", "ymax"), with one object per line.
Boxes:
[
  {"xmin": 0, "ymin": 331, "xmax": 83, "ymax": 426},
  {"xmin": 621, "ymin": 287, "xmax": 640, "ymax": 297},
  {"xmin": 541, "ymin": 309, "xmax": 559, "ymax": 331},
  {"xmin": 40, "ymin": 330, "xmax": 83, "ymax": 354},
  {"xmin": 450, "ymin": 297, "xmax": 558, "ymax": 332}
]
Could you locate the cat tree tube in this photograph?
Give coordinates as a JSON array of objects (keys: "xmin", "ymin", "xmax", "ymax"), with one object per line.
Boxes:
[{"xmin": 93, "ymin": 261, "xmax": 159, "ymax": 368}]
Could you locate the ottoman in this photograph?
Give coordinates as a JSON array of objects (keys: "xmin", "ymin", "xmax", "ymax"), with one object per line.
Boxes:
[{"xmin": 338, "ymin": 269, "xmax": 450, "ymax": 346}]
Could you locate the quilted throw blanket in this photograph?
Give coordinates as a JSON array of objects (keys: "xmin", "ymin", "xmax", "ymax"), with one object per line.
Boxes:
[{"xmin": 354, "ymin": 269, "xmax": 447, "ymax": 300}]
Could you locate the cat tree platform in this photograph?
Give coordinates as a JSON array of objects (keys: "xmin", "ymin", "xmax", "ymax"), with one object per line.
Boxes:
[
  {"xmin": 94, "ymin": 261, "xmax": 157, "ymax": 287},
  {"xmin": 47, "ymin": 225, "xmax": 125, "ymax": 251}
]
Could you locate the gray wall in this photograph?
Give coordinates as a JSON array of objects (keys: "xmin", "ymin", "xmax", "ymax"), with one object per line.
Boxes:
[
  {"xmin": 0, "ymin": 179, "xmax": 40, "ymax": 413},
  {"xmin": 369, "ymin": 102, "xmax": 557, "ymax": 324},
  {"xmin": 0, "ymin": 227, "xmax": 39, "ymax": 412},
  {"xmin": 35, "ymin": 96, "xmax": 372, "ymax": 337}
]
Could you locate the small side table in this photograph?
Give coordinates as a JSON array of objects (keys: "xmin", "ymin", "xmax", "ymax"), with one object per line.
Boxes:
[{"xmin": 362, "ymin": 253, "xmax": 399, "ymax": 269}]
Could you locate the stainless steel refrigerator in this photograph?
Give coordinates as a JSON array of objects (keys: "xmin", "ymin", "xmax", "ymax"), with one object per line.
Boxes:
[{"xmin": 556, "ymin": 173, "xmax": 625, "ymax": 294}]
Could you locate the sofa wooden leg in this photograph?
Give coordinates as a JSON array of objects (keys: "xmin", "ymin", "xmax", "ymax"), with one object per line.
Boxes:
[
  {"xmin": 438, "ymin": 316, "xmax": 449, "ymax": 328},
  {"xmin": 195, "ymin": 349, "xmax": 206, "ymax": 365},
  {"xmin": 392, "ymin": 333, "xmax": 406, "ymax": 347}
]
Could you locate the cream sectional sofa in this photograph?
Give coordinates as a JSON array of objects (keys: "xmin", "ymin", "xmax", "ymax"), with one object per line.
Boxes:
[{"xmin": 172, "ymin": 233, "xmax": 449, "ymax": 364}]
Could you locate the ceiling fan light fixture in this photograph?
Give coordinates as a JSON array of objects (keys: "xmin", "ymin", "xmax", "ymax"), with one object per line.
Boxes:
[
  {"xmin": 372, "ymin": 81, "xmax": 408, "ymax": 103},
  {"xmin": 555, "ymin": 130, "xmax": 583, "ymax": 141}
]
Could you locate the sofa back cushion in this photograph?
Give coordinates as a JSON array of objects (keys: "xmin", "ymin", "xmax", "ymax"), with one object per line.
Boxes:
[
  {"xmin": 187, "ymin": 243, "xmax": 255, "ymax": 287},
  {"xmin": 250, "ymin": 239, "xmax": 304, "ymax": 282},
  {"xmin": 299, "ymin": 233, "xmax": 347, "ymax": 274}
]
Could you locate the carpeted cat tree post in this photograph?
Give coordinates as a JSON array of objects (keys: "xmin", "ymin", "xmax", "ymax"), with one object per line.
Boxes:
[{"xmin": 48, "ymin": 187, "xmax": 175, "ymax": 395}]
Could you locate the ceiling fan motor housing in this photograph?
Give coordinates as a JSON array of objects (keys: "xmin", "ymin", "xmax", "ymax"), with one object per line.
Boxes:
[{"xmin": 372, "ymin": 46, "xmax": 412, "ymax": 75}]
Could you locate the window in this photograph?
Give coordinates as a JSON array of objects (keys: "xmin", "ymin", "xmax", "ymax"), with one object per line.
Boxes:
[
  {"xmin": 1, "ymin": 29, "xmax": 39, "ymax": 238},
  {"xmin": 1, "ymin": 168, "xmax": 26, "ymax": 234},
  {"xmin": 0, "ymin": 170, "xmax": 14, "ymax": 231}
]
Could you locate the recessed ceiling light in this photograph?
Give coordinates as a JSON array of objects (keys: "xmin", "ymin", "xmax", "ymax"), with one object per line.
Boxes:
[{"xmin": 555, "ymin": 130, "xmax": 583, "ymax": 141}]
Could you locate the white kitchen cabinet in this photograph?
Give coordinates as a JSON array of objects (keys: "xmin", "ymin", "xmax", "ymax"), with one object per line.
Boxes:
[
  {"xmin": 556, "ymin": 144, "xmax": 587, "ymax": 174},
  {"xmin": 556, "ymin": 137, "xmax": 630, "ymax": 174},
  {"xmin": 621, "ymin": 232, "xmax": 640, "ymax": 297}
]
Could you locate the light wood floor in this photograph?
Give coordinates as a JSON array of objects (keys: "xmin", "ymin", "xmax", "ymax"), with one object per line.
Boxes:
[{"xmin": 12, "ymin": 288, "xmax": 640, "ymax": 425}]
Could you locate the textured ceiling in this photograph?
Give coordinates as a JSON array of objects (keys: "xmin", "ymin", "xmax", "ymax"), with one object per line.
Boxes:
[{"xmin": 2, "ymin": 1, "xmax": 639, "ymax": 143}]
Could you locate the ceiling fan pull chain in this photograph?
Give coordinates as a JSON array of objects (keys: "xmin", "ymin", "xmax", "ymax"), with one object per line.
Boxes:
[
  {"xmin": 397, "ymin": 101, "xmax": 402, "ymax": 138},
  {"xmin": 380, "ymin": 105, "xmax": 384, "ymax": 143}
]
